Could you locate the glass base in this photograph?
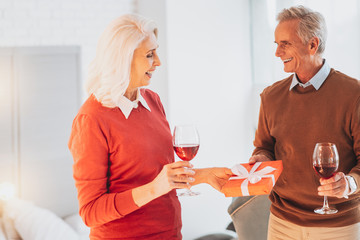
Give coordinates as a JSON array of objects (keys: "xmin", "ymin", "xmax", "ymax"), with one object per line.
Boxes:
[
  {"xmin": 177, "ymin": 189, "xmax": 200, "ymax": 197},
  {"xmin": 314, "ymin": 207, "xmax": 338, "ymax": 214}
]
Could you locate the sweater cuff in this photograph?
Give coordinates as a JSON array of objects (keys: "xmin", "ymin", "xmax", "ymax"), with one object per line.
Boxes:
[
  {"xmin": 348, "ymin": 173, "xmax": 360, "ymax": 194},
  {"xmin": 114, "ymin": 189, "xmax": 140, "ymax": 217}
]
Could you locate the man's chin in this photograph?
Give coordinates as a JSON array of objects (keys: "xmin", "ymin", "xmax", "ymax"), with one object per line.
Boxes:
[{"xmin": 283, "ymin": 67, "xmax": 292, "ymax": 73}]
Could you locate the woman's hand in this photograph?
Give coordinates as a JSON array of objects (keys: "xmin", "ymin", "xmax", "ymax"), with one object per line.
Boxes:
[
  {"xmin": 152, "ymin": 161, "xmax": 195, "ymax": 194},
  {"xmin": 132, "ymin": 161, "xmax": 195, "ymax": 207},
  {"xmin": 192, "ymin": 167, "xmax": 233, "ymax": 192}
]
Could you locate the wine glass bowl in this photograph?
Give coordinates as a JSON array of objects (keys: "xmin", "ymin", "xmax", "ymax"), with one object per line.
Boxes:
[
  {"xmin": 312, "ymin": 142, "xmax": 339, "ymax": 214},
  {"xmin": 173, "ymin": 144, "xmax": 199, "ymax": 161},
  {"xmin": 173, "ymin": 125, "xmax": 200, "ymax": 196}
]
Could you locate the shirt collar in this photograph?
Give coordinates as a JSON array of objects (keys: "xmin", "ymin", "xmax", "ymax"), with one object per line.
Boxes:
[
  {"xmin": 289, "ymin": 59, "xmax": 331, "ymax": 91},
  {"xmin": 117, "ymin": 88, "xmax": 151, "ymax": 119}
]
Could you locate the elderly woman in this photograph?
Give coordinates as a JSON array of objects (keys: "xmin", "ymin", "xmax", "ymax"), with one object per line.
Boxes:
[{"xmin": 68, "ymin": 14, "xmax": 231, "ymax": 240}]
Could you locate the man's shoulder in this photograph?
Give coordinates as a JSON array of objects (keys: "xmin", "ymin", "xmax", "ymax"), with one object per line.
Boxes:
[
  {"xmin": 261, "ymin": 75, "xmax": 293, "ymax": 97},
  {"xmin": 328, "ymin": 69, "xmax": 360, "ymax": 92}
]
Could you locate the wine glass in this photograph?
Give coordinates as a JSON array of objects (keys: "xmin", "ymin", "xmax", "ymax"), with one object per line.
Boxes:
[
  {"xmin": 312, "ymin": 142, "xmax": 339, "ymax": 214},
  {"xmin": 173, "ymin": 125, "xmax": 200, "ymax": 196}
]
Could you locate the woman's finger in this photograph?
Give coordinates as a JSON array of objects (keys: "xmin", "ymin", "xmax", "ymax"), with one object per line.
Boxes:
[
  {"xmin": 172, "ymin": 174, "xmax": 195, "ymax": 183},
  {"xmin": 168, "ymin": 161, "xmax": 193, "ymax": 169},
  {"xmin": 170, "ymin": 167, "xmax": 195, "ymax": 176},
  {"xmin": 171, "ymin": 182, "xmax": 192, "ymax": 189}
]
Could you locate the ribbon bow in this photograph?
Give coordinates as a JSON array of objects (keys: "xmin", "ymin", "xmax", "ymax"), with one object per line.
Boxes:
[{"xmin": 230, "ymin": 162, "xmax": 276, "ymax": 196}]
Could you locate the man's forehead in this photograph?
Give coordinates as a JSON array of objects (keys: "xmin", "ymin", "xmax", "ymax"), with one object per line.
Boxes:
[{"xmin": 275, "ymin": 21, "xmax": 299, "ymax": 39}]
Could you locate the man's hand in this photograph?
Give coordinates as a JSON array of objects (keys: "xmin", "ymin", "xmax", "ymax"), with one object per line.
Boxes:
[
  {"xmin": 192, "ymin": 168, "xmax": 233, "ymax": 191},
  {"xmin": 249, "ymin": 154, "xmax": 271, "ymax": 164},
  {"xmin": 318, "ymin": 172, "xmax": 350, "ymax": 198}
]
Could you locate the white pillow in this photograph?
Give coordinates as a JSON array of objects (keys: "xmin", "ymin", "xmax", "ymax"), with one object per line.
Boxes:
[
  {"xmin": 0, "ymin": 218, "xmax": 9, "ymax": 240},
  {"xmin": 63, "ymin": 213, "xmax": 90, "ymax": 237},
  {"xmin": 3, "ymin": 198, "xmax": 79, "ymax": 240},
  {"xmin": 1, "ymin": 214, "xmax": 21, "ymax": 240}
]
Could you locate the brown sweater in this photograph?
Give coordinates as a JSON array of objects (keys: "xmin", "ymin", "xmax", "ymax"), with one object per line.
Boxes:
[{"xmin": 253, "ymin": 69, "xmax": 360, "ymax": 227}]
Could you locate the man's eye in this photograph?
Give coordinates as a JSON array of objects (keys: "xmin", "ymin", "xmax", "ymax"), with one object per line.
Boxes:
[
  {"xmin": 281, "ymin": 43, "xmax": 290, "ymax": 48},
  {"xmin": 147, "ymin": 53, "xmax": 153, "ymax": 58}
]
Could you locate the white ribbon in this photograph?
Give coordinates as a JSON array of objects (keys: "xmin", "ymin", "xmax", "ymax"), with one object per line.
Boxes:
[{"xmin": 230, "ymin": 162, "xmax": 276, "ymax": 196}]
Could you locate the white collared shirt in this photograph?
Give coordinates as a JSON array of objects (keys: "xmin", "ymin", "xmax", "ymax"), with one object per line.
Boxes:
[
  {"xmin": 117, "ymin": 88, "xmax": 151, "ymax": 119},
  {"xmin": 289, "ymin": 59, "xmax": 331, "ymax": 91}
]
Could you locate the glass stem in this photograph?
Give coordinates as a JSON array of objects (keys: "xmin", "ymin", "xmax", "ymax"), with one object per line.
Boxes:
[{"xmin": 323, "ymin": 195, "xmax": 329, "ymax": 209}]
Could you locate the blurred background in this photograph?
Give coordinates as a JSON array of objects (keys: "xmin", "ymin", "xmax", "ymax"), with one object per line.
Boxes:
[{"xmin": 0, "ymin": 0, "xmax": 359, "ymax": 239}]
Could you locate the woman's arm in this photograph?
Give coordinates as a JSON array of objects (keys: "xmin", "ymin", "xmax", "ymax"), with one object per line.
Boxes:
[
  {"xmin": 69, "ymin": 114, "xmax": 194, "ymax": 227},
  {"xmin": 132, "ymin": 161, "xmax": 194, "ymax": 207}
]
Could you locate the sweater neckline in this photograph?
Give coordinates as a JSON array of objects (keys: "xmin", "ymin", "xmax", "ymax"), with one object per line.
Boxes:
[{"xmin": 292, "ymin": 84, "xmax": 317, "ymax": 94}]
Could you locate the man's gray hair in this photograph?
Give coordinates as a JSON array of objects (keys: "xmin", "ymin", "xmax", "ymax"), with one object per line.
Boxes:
[{"xmin": 277, "ymin": 5, "xmax": 327, "ymax": 55}]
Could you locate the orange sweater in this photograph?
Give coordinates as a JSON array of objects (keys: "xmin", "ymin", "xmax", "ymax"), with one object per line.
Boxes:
[
  {"xmin": 253, "ymin": 69, "xmax": 360, "ymax": 227},
  {"xmin": 68, "ymin": 89, "xmax": 181, "ymax": 239}
]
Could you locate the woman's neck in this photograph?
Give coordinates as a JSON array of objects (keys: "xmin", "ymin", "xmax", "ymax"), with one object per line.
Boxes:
[{"xmin": 124, "ymin": 88, "xmax": 138, "ymax": 101}]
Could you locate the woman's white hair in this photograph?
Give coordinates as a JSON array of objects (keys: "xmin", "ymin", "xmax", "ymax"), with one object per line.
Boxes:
[
  {"xmin": 277, "ymin": 5, "xmax": 327, "ymax": 55},
  {"xmin": 86, "ymin": 14, "xmax": 158, "ymax": 108}
]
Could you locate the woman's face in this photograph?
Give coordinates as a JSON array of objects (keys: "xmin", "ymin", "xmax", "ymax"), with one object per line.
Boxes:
[{"xmin": 128, "ymin": 33, "xmax": 161, "ymax": 92}]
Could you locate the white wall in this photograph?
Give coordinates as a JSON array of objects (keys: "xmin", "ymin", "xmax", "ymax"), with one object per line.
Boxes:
[
  {"xmin": 134, "ymin": 0, "xmax": 170, "ymax": 113},
  {"xmin": 1, "ymin": 0, "xmax": 257, "ymax": 238},
  {"xmin": 0, "ymin": 46, "xmax": 81, "ymax": 217},
  {"xmin": 0, "ymin": 0, "xmax": 134, "ymax": 94},
  {"xmin": 0, "ymin": 0, "xmax": 134, "ymax": 215},
  {"xmin": 136, "ymin": 1, "xmax": 255, "ymax": 238},
  {"xmin": 251, "ymin": 0, "xmax": 360, "ymax": 85},
  {"xmin": 165, "ymin": 1, "xmax": 253, "ymax": 239}
]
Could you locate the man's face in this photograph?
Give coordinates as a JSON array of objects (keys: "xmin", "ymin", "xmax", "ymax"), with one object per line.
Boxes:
[{"xmin": 274, "ymin": 19, "xmax": 311, "ymax": 75}]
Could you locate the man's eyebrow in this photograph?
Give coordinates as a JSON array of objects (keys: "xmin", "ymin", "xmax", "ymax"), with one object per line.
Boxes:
[{"xmin": 275, "ymin": 40, "xmax": 290, "ymax": 44}]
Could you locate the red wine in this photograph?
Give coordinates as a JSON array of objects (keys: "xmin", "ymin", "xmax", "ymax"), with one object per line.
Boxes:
[
  {"xmin": 313, "ymin": 165, "xmax": 337, "ymax": 179},
  {"xmin": 173, "ymin": 144, "xmax": 199, "ymax": 161}
]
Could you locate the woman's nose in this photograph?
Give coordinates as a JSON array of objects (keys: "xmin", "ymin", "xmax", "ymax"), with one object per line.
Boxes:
[{"xmin": 154, "ymin": 53, "xmax": 161, "ymax": 67}]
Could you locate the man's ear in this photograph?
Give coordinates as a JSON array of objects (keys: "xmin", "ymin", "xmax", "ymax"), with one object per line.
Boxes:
[{"xmin": 309, "ymin": 37, "xmax": 320, "ymax": 55}]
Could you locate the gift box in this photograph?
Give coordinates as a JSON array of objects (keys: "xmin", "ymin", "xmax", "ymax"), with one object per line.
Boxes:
[{"xmin": 221, "ymin": 160, "xmax": 283, "ymax": 197}]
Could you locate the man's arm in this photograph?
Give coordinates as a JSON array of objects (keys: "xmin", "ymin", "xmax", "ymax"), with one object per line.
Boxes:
[
  {"xmin": 318, "ymin": 96, "xmax": 360, "ymax": 198},
  {"xmin": 191, "ymin": 167, "xmax": 233, "ymax": 191},
  {"xmin": 251, "ymin": 94, "xmax": 275, "ymax": 162}
]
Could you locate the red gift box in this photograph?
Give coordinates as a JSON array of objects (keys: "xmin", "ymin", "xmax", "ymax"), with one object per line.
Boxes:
[{"xmin": 221, "ymin": 160, "xmax": 283, "ymax": 197}]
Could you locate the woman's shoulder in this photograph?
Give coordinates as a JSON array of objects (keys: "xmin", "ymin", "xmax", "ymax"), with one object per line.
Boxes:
[
  {"xmin": 140, "ymin": 88, "xmax": 166, "ymax": 114},
  {"xmin": 78, "ymin": 95, "xmax": 101, "ymax": 114},
  {"xmin": 140, "ymin": 88, "xmax": 163, "ymax": 105},
  {"xmin": 140, "ymin": 88, "xmax": 160, "ymax": 100},
  {"xmin": 76, "ymin": 95, "xmax": 115, "ymax": 121}
]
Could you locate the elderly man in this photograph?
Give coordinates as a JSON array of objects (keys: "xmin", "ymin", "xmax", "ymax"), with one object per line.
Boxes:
[{"xmin": 250, "ymin": 5, "xmax": 360, "ymax": 239}]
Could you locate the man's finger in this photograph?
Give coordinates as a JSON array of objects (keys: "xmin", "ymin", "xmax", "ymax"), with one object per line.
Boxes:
[{"xmin": 320, "ymin": 172, "xmax": 345, "ymax": 184}]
